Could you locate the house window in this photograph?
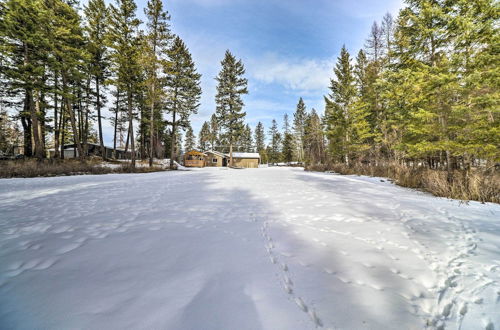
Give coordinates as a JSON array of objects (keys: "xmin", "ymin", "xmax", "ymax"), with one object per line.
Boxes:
[{"xmin": 212, "ymin": 158, "xmax": 217, "ymax": 163}]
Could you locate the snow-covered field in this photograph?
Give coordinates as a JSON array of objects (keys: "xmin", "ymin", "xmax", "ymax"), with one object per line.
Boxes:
[{"xmin": 0, "ymin": 167, "xmax": 499, "ymax": 330}]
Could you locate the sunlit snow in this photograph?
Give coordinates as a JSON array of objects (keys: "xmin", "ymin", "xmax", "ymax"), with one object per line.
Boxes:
[{"xmin": 0, "ymin": 168, "xmax": 499, "ymax": 329}]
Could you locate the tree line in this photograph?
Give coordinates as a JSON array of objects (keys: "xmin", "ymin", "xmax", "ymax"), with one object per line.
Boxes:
[
  {"xmin": 322, "ymin": 0, "xmax": 498, "ymax": 173},
  {"xmin": 1, "ymin": 0, "xmax": 498, "ymax": 173},
  {"xmin": 0, "ymin": 0, "xmax": 204, "ymax": 169}
]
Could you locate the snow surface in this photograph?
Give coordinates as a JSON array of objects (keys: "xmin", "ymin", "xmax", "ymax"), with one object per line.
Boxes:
[{"xmin": 0, "ymin": 167, "xmax": 499, "ymax": 330}]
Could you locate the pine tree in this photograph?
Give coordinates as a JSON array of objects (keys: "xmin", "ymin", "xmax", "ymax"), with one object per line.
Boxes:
[
  {"xmin": 446, "ymin": 0, "xmax": 499, "ymax": 167},
  {"xmin": 254, "ymin": 121, "xmax": 265, "ymax": 152},
  {"xmin": 282, "ymin": 132, "xmax": 294, "ymax": 163},
  {"xmin": 144, "ymin": 0, "xmax": 170, "ymax": 166},
  {"xmin": 355, "ymin": 49, "xmax": 379, "ymax": 159},
  {"xmin": 184, "ymin": 124, "xmax": 195, "ymax": 151},
  {"xmin": 282, "ymin": 113, "xmax": 294, "ymax": 162},
  {"xmin": 283, "ymin": 113, "xmax": 290, "ymax": 133},
  {"xmin": 0, "ymin": 0, "xmax": 51, "ymax": 159},
  {"xmin": 198, "ymin": 121, "xmax": 211, "ymax": 151},
  {"xmin": 268, "ymin": 119, "xmax": 282, "ymax": 163},
  {"xmin": 209, "ymin": 113, "xmax": 219, "ymax": 150},
  {"xmin": 293, "ymin": 97, "xmax": 307, "ymax": 162},
  {"xmin": 84, "ymin": 0, "xmax": 109, "ymax": 160},
  {"xmin": 304, "ymin": 109, "xmax": 325, "ymax": 164},
  {"xmin": 325, "ymin": 45, "xmax": 356, "ymax": 163},
  {"xmin": 108, "ymin": 0, "xmax": 142, "ymax": 168},
  {"xmin": 215, "ymin": 50, "xmax": 248, "ymax": 166},
  {"xmin": 238, "ymin": 124, "xmax": 253, "ymax": 152},
  {"xmin": 49, "ymin": 0, "xmax": 87, "ymax": 161},
  {"xmin": 165, "ymin": 36, "xmax": 201, "ymax": 169}
]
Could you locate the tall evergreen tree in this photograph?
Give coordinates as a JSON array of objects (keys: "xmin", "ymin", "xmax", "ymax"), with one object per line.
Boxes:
[
  {"xmin": 325, "ymin": 46, "xmax": 356, "ymax": 163},
  {"xmin": 198, "ymin": 121, "xmax": 210, "ymax": 151},
  {"xmin": 268, "ymin": 119, "xmax": 282, "ymax": 163},
  {"xmin": 293, "ymin": 97, "xmax": 307, "ymax": 162},
  {"xmin": 84, "ymin": 0, "xmax": 109, "ymax": 160},
  {"xmin": 304, "ymin": 109, "xmax": 325, "ymax": 164},
  {"xmin": 0, "ymin": 0, "xmax": 52, "ymax": 159},
  {"xmin": 325, "ymin": 46, "xmax": 372, "ymax": 164},
  {"xmin": 238, "ymin": 124, "xmax": 253, "ymax": 152},
  {"xmin": 144, "ymin": 0, "xmax": 170, "ymax": 166},
  {"xmin": 214, "ymin": 50, "xmax": 248, "ymax": 166},
  {"xmin": 49, "ymin": 0, "xmax": 87, "ymax": 161},
  {"xmin": 165, "ymin": 36, "xmax": 201, "ymax": 169},
  {"xmin": 282, "ymin": 132, "xmax": 294, "ymax": 163},
  {"xmin": 108, "ymin": 0, "xmax": 141, "ymax": 168},
  {"xmin": 254, "ymin": 121, "xmax": 266, "ymax": 162},
  {"xmin": 254, "ymin": 122, "xmax": 265, "ymax": 151},
  {"xmin": 209, "ymin": 113, "xmax": 219, "ymax": 150},
  {"xmin": 184, "ymin": 124, "xmax": 195, "ymax": 151},
  {"xmin": 283, "ymin": 113, "xmax": 290, "ymax": 133},
  {"xmin": 282, "ymin": 113, "xmax": 294, "ymax": 162}
]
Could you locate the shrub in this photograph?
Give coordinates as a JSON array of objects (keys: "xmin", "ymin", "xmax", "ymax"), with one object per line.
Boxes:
[
  {"xmin": 0, "ymin": 159, "xmax": 166, "ymax": 178},
  {"xmin": 306, "ymin": 162, "xmax": 500, "ymax": 203}
]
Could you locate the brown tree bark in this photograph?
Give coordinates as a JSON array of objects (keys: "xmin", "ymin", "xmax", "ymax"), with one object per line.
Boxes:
[
  {"xmin": 96, "ymin": 77, "xmax": 106, "ymax": 160},
  {"xmin": 169, "ymin": 110, "xmax": 176, "ymax": 170},
  {"xmin": 127, "ymin": 87, "xmax": 135, "ymax": 169},
  {"xmin": 62, "ymin": 71, "xmax": 84, "ymax": 161},
  {"xmin": 54, "ymin": 74, "xmax": 60, "ymax": 159}
]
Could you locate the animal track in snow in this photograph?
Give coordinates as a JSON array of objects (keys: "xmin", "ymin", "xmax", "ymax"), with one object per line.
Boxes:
[{"xmin": 257, "ymin": 214, "xmax": 323, "ymax": 328}]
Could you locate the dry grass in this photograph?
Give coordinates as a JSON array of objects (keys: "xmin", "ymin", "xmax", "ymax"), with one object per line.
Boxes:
[
  {"xmin": 306, "ymin": 162, "xmax": 500, "ymax": 204},
  {"xmin": 0, "ymin": 159, "xmax": 166, "ymax": 178}
]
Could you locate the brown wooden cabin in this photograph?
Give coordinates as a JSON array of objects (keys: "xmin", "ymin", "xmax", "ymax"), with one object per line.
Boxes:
[
  {"xmin": 183, "ymin": 150, "xmax": 206, "ymax": 167},
  {"xmin": 205, "ymin": 150, "xmax": 228, "ymax": 167},
  {"xmin": 231, "ymin": 152, "xmax": 260, "ymax": 168}
]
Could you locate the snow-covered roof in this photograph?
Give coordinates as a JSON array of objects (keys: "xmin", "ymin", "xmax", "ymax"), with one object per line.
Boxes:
[
  {"xmin": 205, "ymin": 150, "xmax": 227, "ymax": 158},
  {"xmin": 231, "ymin": 152, "xmax": 260, "ymax": 159}
]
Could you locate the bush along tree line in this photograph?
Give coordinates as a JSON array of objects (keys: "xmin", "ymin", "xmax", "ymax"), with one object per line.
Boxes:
[{"xmin": 0, "ymin": 0, "xmax": 205, "ymax": 170}]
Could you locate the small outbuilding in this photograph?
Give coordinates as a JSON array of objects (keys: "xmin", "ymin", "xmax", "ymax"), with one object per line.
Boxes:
[
  {"xmin": 230, "ymin": 152, "xmax": 260, "ymax": 168},
  {"xmin": 183, "ymin": 150, "xmax": 206, "ymax": 167},
  {"xmin": 205, "ymin": 150, "xmax": 228, "ymax": 167}
]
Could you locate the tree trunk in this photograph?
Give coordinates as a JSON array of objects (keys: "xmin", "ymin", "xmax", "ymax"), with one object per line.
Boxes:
[
  {"xmin": 124, "ymin": 123, "xmax": 130, "ymax": 152},
  {"xmin": 31, "ymin": 90, "xmax": 44, "ymax": 160},
  {"xmin": 83, "ymin": 79, "xmax": 91, "ymax": 157},
  {"xmin": 62, "ymin": 71, "xmax": 84, "ymax": 161},
  {"xmin": 127, "ymin": 87, "xmax": 135, "ymax": 169},
  {"xmin": 169, "ymin": 87, "xmax": 179, "ymax": 170},
  {"xmin": 40, "ymin": 89, "xmax": 46, "ymax": 154},
  {"xmin": 149, "ymin": 83, "xmax": 155, "ymax": 167},
  {"xmin": 20, "ymin": 112, "xmax": 32, "ymax": 157},
  {"xmin": 54, "ymin": 74, "xmax": 60, "ymax": 159},
  {"xmin": 113, "ymin": 89, "xmax": 120, "ymax": 159},
  {"xmin": 169, "ymin": 111, "xmax": 177, "ymax": 170},
  {"xmin": 96, "ymin": 77, "xmax": 106, "ymax": 160},
  {"xmin": 229, "ymin": 142, "xmax": 233, "ymax": 166},
  {"xmin": 60, "ymin": 106, "xmax": 66, "ymax": 159}
]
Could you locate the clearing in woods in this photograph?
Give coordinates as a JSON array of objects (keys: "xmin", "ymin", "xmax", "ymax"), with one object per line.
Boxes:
[{"xmin": 0, "ymin": 167, "xmax": 499, "ymax": 329}]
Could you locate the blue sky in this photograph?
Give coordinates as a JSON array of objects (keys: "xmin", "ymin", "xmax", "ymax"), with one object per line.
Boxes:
[{"xmin": 100, "ymin": 0, "xmax": 404, "ymax": 145}]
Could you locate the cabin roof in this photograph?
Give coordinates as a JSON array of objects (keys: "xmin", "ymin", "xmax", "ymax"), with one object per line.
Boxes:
[
  {"xmin": 231, "ymin": 152, "xmax": 261, "ymax": 159},
  {"xmin": 205, "ymin": 150, "xmax": 227, "ymax": 158}
]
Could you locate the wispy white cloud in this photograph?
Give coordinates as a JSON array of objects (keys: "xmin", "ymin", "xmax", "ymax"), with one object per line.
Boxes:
[{"xmin": 248, "ymin": 53, "xmax": 334, "ymax": 93}]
